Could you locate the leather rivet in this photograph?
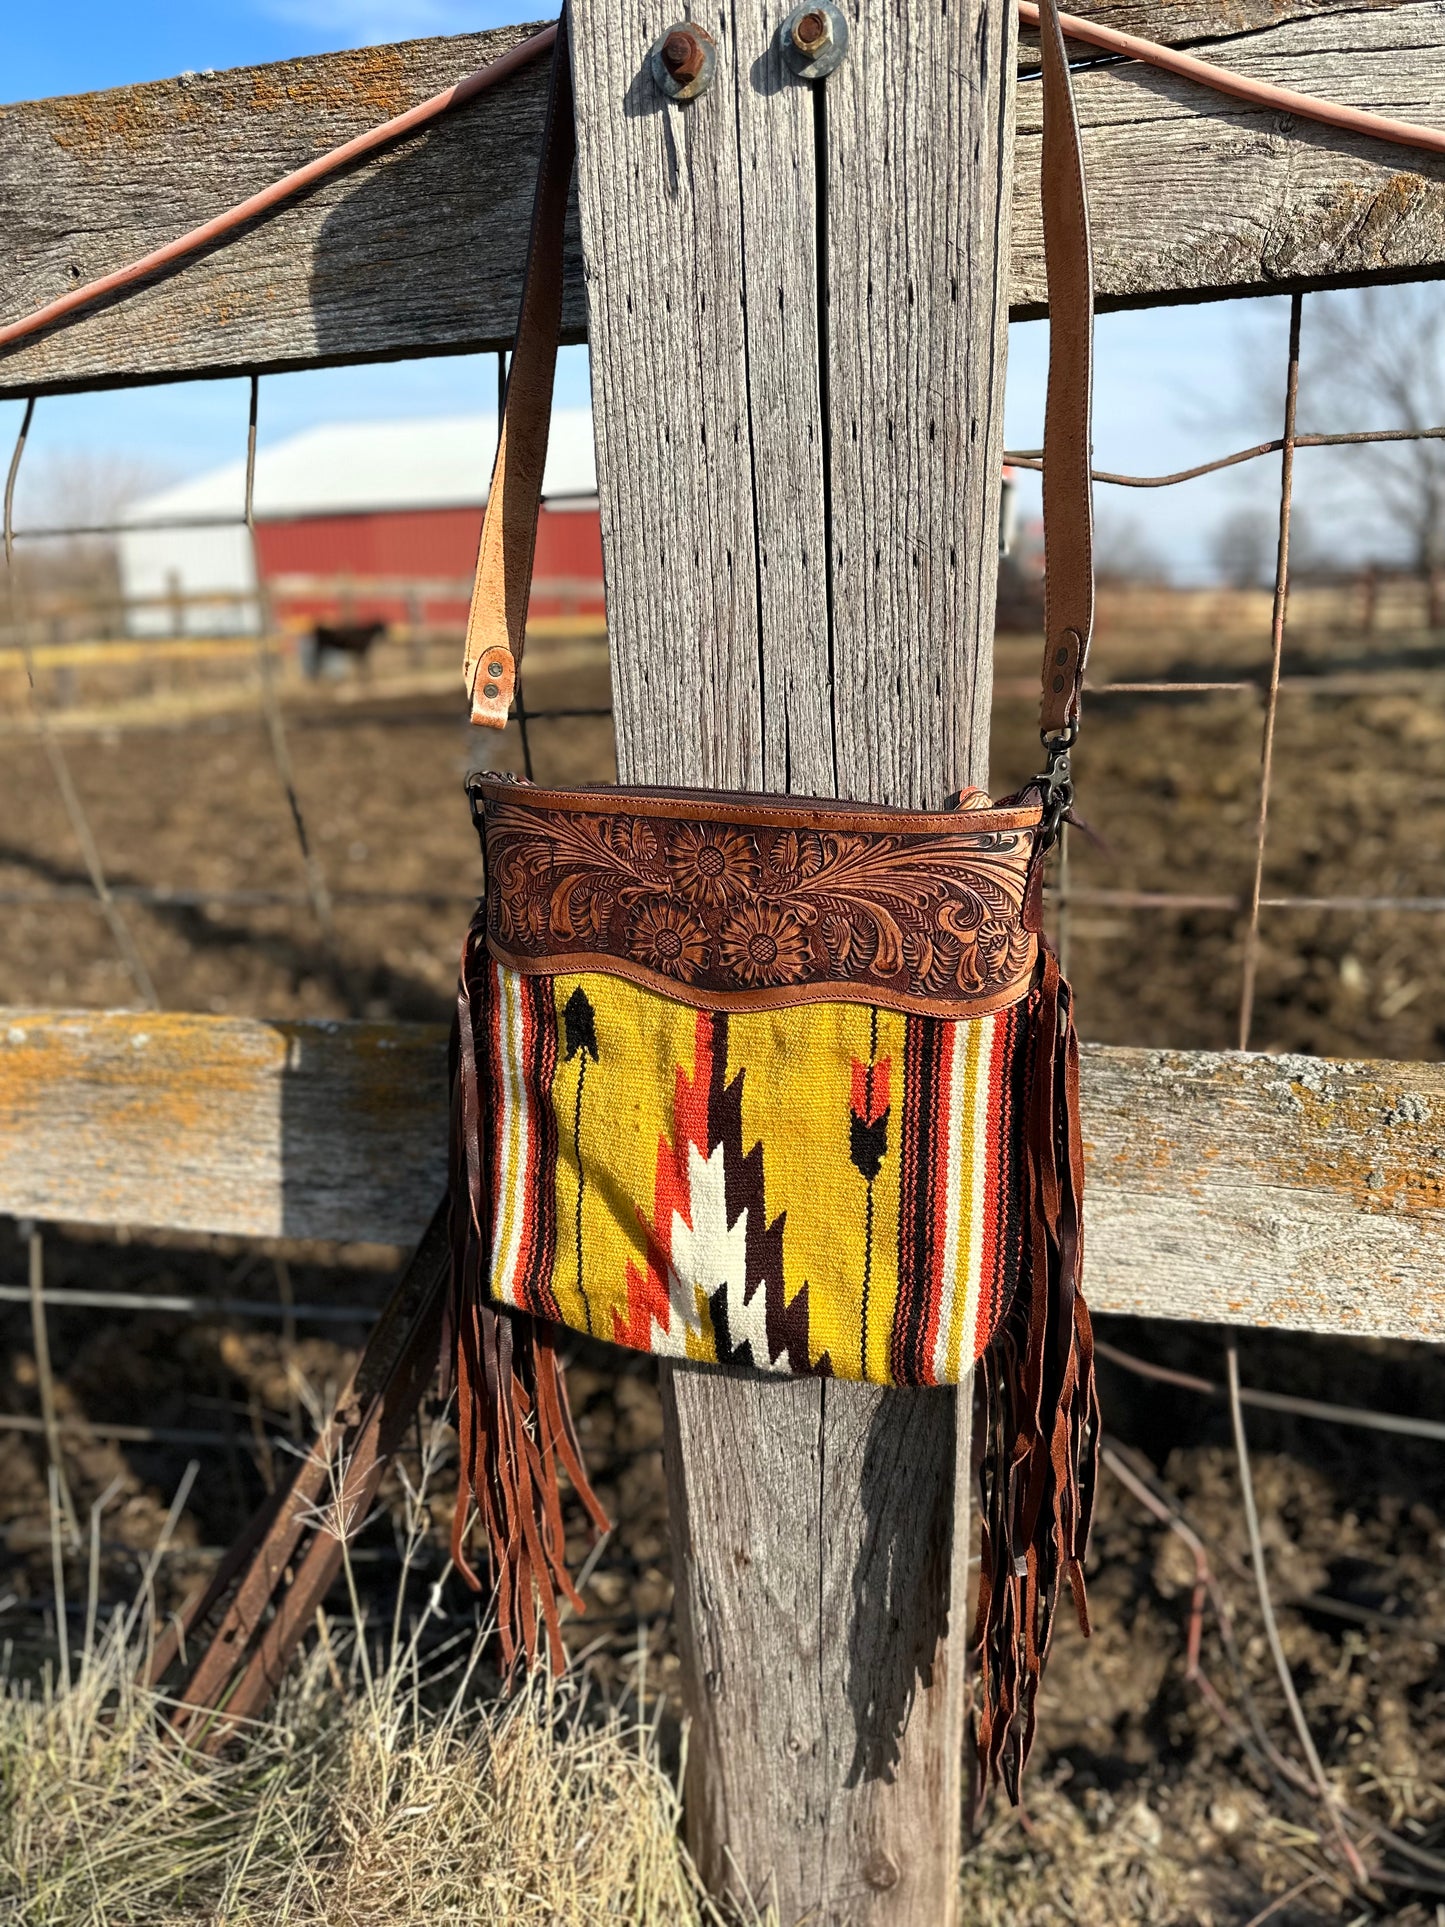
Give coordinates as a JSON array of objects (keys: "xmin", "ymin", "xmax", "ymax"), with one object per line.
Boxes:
[
  {"xmin": 488, "ymin": 660, "xmax": 504, "ymax": 677},
  {"xmin": 1055, "ymin": 645, "xmax": 1070, "ymax": 666},
  {"xmin": 1052, "ymin": 674, "xmax": 1065, "ymax": 693},
  {"xmin": 482, "ymin": 681, "xmax": 499, "ymax": 700}
]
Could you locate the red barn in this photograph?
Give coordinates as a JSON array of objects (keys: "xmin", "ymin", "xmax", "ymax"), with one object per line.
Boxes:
[{"xmin": 118, "ymin": 412, "xmax": 604, "ymax": 641}]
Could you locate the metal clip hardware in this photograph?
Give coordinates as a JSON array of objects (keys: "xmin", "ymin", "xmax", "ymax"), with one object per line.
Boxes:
[
  {"xmin": 466, "ymin": 767, "xmax": 530, "ymax": 837},
  {"xmin": 1035, "ymin": 726, "xmax": 1077, "ymax": 851},
  {"xmin": 466, "ymin": 777, "xmax": 488, "ymax": 842}
]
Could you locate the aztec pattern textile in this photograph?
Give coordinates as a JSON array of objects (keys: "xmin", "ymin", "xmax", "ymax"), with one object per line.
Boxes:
[{"xmin": 470, "ymin": 951, "xmax": 1034, "ymax": 1388}]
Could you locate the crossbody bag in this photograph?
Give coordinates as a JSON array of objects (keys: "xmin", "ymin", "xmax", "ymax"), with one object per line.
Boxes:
[{"xmin": 446, "ymin": 0, "xmax": 1099, "ymax": 1799}]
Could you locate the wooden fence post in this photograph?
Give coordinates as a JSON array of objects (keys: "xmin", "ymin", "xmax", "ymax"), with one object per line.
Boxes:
[{"xmin": 566, "ymin": 4, "xmax": 1016, "ymax": 1920}]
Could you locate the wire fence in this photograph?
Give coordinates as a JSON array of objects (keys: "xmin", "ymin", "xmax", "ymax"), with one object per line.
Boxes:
[
  {"xmin": 4, "ymin": 51, "xmax": 1445, "ymax": 1908},
  {"xmin": 2, "ymin": 292, "xmax": 1442, "ymax": 1476},
  {"xmin": 1, "ymin": 345, "xmax": 598, "ymax": 1471}
]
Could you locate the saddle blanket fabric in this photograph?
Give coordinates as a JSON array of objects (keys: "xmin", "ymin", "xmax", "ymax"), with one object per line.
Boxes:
[{"xmin": 471, "ymin": 958, "xmax": 1033, "ymax": 1386}]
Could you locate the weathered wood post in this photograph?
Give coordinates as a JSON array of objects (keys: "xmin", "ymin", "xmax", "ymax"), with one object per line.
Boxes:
[{"xmin": 566, "ymin": 3, "xmax": 1016, "ymax": 1919}]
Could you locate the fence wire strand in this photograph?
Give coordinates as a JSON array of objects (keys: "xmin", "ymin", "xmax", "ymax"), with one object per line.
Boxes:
[
  {"xmin": 1238, "ymin": 293, "xmax": 1303, "ymax": 1053},
  {"xmin": 1004, "ymin": 418, "xmax": 1445, "ymax": 489},
  {"xmin": 244, "ymin": 375, "xmax": 341, "ymax": 964},
  {"xmin": 3, "ymin": 397, "xmax": 160, "ymax": 1009}
]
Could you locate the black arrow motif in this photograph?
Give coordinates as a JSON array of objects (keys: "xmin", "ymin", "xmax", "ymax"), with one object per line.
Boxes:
[
  {"xmin": 849, "ymin": 1110, "xmax": 889, "ymax": 1182},
  {"xmin": 563, "ymin": 985, "xmax": 599, "ymax": 1334},
  {"xmin": 564, "ymin": 985, "xmax": 599, "ymax": 1061},
  {"xmin": 850, "ymin": 1009, "xmax": 889, "ymax": 1381}
]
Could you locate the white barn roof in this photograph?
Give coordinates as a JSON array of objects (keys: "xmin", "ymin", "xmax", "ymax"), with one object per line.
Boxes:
[
  {"xmin": 117, "ymin": 411, "xmax": 598, "ymax": 636},
  {"xmin": 122, "ymin": 409, "xmax": 597, "ymax": 525}
]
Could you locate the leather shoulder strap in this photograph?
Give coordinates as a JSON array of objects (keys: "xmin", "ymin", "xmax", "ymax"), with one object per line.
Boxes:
[
  {"xmin": 464, "ymin": 6, "xmax": 1094, "ymax": 743},
  {"xmin": 1036, "ymin": 0, "xmax": 1094, "ymax": 741},
  {"xmin": 464, "ymin": 19, "xmax": 576, "ymax": 727}
]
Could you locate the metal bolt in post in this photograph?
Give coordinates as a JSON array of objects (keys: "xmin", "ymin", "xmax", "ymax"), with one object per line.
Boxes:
[
  {"xmin": 780, "ymin": 2, "xmax": 849, "ymax": 78},
  {"xmin": 650, "ymin": 22, "xmax": 717, "ymax": 101}
]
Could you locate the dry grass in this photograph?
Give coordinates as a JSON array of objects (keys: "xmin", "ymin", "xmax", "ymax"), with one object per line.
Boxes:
[
  {"xmin": 2, "ymin": 1621, "xmax": 719, "ymax": 1927},
  {"xmin": 1, "ymin": 1464, "xmax": 727, "ymax": 1927}
]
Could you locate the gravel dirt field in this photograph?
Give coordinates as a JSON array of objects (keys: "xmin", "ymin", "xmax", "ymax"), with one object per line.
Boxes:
[{"xmin": 2, "ymin": 595, "xmax": 1442, "ymax": 1923}]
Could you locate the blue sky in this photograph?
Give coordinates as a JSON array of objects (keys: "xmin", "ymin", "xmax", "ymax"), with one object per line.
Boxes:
[
  {"xmin": 5, "ymin": 0, "xmax": 539, "ymax": 101},
  {"xmin": 3, "ymin": 5, "xmax": 1335, "ymax": 580}
]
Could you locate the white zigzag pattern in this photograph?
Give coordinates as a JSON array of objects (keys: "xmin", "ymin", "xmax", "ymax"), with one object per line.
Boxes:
[{"xmin": 667, "ymin": 1141, "xmax": 768, "ymax": 1363}]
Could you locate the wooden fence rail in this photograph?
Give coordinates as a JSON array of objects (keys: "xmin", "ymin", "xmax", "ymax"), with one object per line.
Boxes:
[
  {"xmin": 2, "ymin": 1008, "xmax": 1440, "ymax": 1341},
  {"xmin": 3, "ymin": 1, "xmax": 1445, "ymax": 395}
]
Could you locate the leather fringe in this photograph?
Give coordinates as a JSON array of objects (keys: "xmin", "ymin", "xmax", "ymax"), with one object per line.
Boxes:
[
  {"xmin": 447, "ymin": 913, "xmax": 609, "ymax": 1674},
  {"xmin": 973, "ymin": 942, "xmax": 1100, "ymax": 1806}
]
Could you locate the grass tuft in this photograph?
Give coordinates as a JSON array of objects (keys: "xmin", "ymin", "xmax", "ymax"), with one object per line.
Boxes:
[
  {"xmin": 2, "ymin": 1610, "xmax": 719, "ymax": 1927},
  {"xmin": 1, "ymin": 1445, "xmax": 723, "ymax": 1927}
]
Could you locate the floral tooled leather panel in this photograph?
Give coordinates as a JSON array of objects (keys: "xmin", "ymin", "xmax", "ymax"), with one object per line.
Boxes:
[{"xmin": 472, "ymin": 776, "xmax": 1042, "ymax": 1017}]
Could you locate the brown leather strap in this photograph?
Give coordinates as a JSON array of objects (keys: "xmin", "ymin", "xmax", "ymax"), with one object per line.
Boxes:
[
  {"xmin": 464, "ymin": 18, "xmax": 576, "ymax": 727},
  {"xmin": 465, "ymin": 8, "xmax": 1094, "ymax": 740},
  {"xmin": 1036, "ymin": 0, "xmax": 1094, "ymax": 740}
]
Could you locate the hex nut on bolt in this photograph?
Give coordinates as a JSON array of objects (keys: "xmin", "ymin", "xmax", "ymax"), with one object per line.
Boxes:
[
  {"xmin": 650, "ymin": 22, "xmax": 717, "ymax": 101},
  {"xmin": 780, "ymin": 2, "xmax": 849, "ymax": 79}
]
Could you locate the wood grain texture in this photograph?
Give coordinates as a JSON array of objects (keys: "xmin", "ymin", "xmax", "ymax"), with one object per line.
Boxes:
[
  {"xmin": 1041, "ymin": 0, "xmax": 1375, "ymax": 43},
  {"xmin": 566, "ymin": 5, "xmax": 762, "ymax": 797},
  {"xmin": 1084, "ymin": 1045, "xmax": 1445, "ymax": 1340},
  {"xmin": 2, "ymin": 1010, "xmax": 1440, "ymax": 1342},
  {"xmin": 567, "ymin": 2, "xmax": 1014, "ymax": 1918},
  {"xmin": 0, "ymin": 20, "xmax": 585, "ymax": 397},
  {"xmin": 825, "ymin": 2, "xmax": 1015, "ymax": 803},
  {"xmin": 1012, "ymin": 0, "xmax": 1445, "ymax": 316},
  {"xmin": 0, "ymin": 1006, "xmax": 447, "ymax": 1243},
  {"xmin": 658, "ymin": 1355, "xmax": 969, "ymax": 1919},
  {"xmin": 740, "ymin": 14, "xmax": 834, "ymax": 799},
  {"xmin": 5, "ymin": 2, "xmax": 1445, "ymax": 396}
]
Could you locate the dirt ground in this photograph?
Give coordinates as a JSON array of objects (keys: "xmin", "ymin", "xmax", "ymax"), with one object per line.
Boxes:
[
  {"xmin": 2, "ymin": 596, "xmax": 1443, "ymax": 1923},
  {"xmin": 3, "ymin": 602, "xmax": 1441, "ymax": 1059}
]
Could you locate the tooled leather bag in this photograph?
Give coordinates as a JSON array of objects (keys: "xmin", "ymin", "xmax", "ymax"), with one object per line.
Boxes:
[{"xmin": 446, "ymin": 2, "xmax": 1099, "ymax": 1799}]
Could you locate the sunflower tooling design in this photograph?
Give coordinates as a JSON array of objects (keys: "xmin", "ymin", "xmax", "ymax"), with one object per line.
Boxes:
[
  {"xmin": 628, "ymin": 898, "xmax": 710, "ymax": 981},
  {"xmin": 717, "ymin": 901, "xmax": 812, "ymax": 987},
  {"xmin": 664, "ymin": 821, "xmax": 758, "ymax": 907},
  {"xmin": 476, "ymin": 782, "xmax": 1039, "ymax": 1015}
]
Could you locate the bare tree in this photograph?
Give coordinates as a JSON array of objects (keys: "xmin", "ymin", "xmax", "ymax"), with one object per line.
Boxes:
[
  {"xmin": 1209, "ymin": 500, "xmax": 1335, "ymax": 588},
  {"xmin": 1301, "ymin": 285, "xmax": 1445, "ymax": 606},
  {"xmin": 1094, "ymin": 508, "xmax": 1169, "ymax": 585},
  {"xmin": 1209, "ymin": 504, "xmax": 1273, "ymax": 589},
  {"xmin": 6, "ymin": 449, "xmax": 171, "ymax": 641}
]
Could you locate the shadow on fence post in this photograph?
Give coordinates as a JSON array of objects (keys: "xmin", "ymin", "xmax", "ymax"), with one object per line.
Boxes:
[{"xmin": 567, "ymin": 2, "xmax": 1017, "ymax": 1918}]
